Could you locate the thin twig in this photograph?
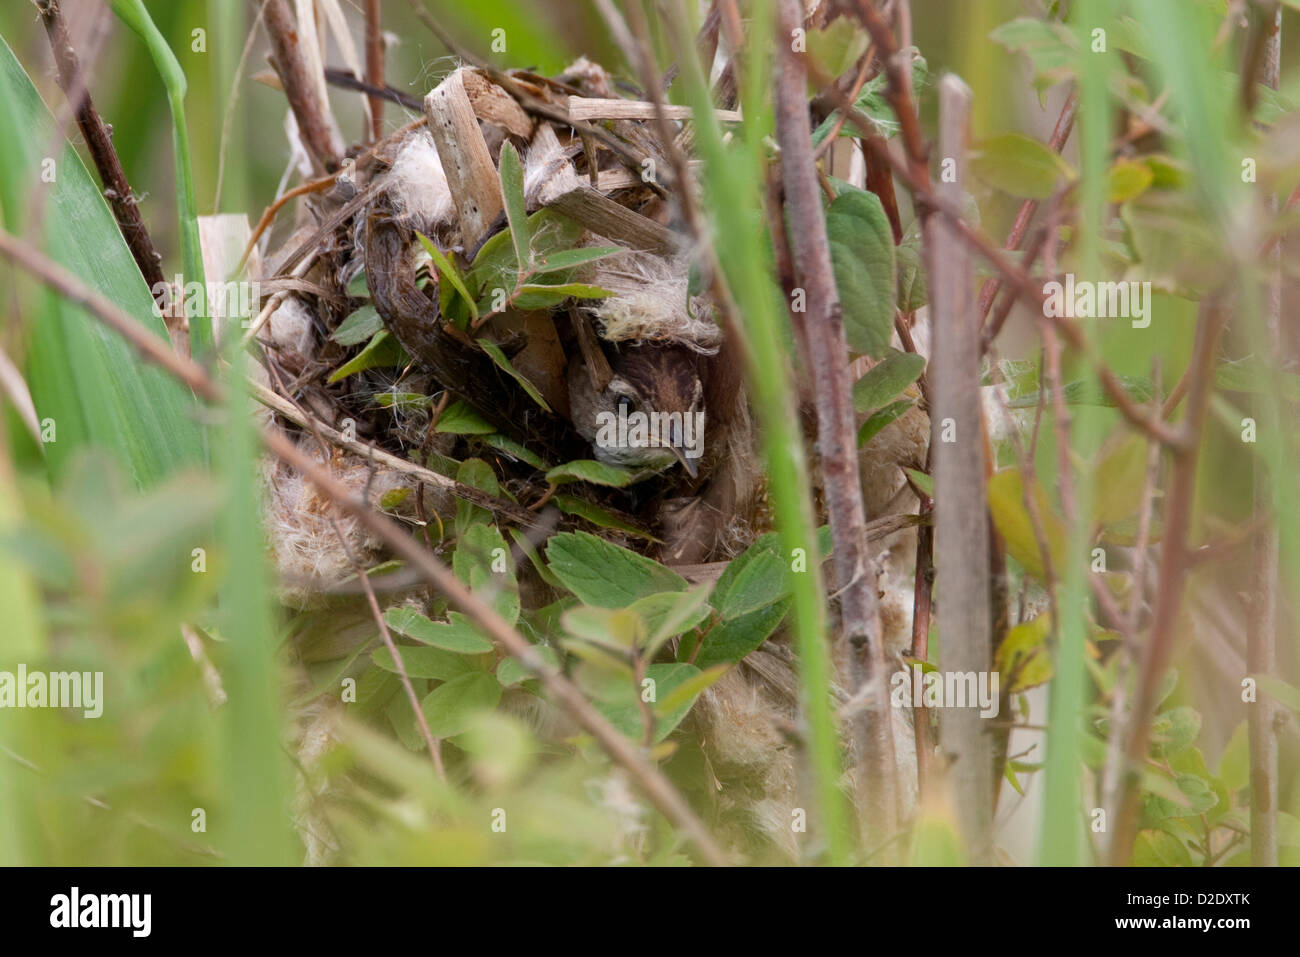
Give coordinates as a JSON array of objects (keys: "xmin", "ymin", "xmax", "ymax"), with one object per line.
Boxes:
[
  {"xmin": 36, "ymin": 0, "xmax": 166, "ymax": 294},
  {"xmin": 365, "ymin": 0, "xmax": 385, "ymax": 142},
  {"xmin": 774, "ymin": 0, "xmax": 898, "ymax": 847},
  {"xmin": 262, "ymin": 0, "xmax": 342, "ymax": 173}
]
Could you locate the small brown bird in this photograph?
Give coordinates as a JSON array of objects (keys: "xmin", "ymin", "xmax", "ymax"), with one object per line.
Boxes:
[{"xmin": 567, "ymin": 338, "xmax": 706, "ymax": 477}]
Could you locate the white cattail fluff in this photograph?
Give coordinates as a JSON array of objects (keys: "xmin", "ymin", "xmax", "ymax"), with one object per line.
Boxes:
[
  {"xmin": 386, "ymin": 130, "xmax": 454, "ymax": 233},
  {"xmin": 523, "ymin": 124, "xmax": 580, "ymax": 210},
  {"xmin": 586, "ymin": 249, "xmax": 723, "ymax": 353}
]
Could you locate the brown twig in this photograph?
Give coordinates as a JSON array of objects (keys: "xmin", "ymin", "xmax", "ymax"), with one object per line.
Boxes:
[
  {"xmin": 0, "ymin": 226, "xmax": 730, "ymax": 868},
  {"xmin": 262, "ymin": 0, "xmax": 342, "ymax": 174},
  {"xmin": 976, "ymin": 90, "xmax": 1077, "ymax": 325},
  {"xmin": 36, "ymin": 0, "xmax": 166, "ymax": 294},
  {"xmin": 774, "ymin": 0, "xmax": 898, "ymax": 847},
  {"xmin": 1109, "ymin": 300, "xmax": 1229, "ymax": 864},
  {"xmin": 923, "ymin": 75, "xmax": 993, "ymax": 863},
  {"xmin": 365, "ymin": 0, "xmax": 385, "ymax": 141}
]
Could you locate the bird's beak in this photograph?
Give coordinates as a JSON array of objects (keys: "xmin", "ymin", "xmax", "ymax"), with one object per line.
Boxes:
[{"xmin": 671, "ymin": 445, "xmax": 700, "ymax": 479}]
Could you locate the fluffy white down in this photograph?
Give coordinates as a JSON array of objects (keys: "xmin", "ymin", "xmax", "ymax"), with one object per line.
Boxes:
[
  {"xmin": 587, "ymin": 250, "xmax": 722, "ymax": 353},
  {"xmin": 387, "ymin": 130, "xmax": 454, "ymax": 233}
]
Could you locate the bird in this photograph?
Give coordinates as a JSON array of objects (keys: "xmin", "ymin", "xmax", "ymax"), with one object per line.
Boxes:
[{"xmin": 566, "ymin": 331, "xmax": 707, "ymax": 478}]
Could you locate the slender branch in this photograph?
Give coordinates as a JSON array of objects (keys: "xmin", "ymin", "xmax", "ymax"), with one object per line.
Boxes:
[
  {"xmin": 0, "ymin": 227, "xmax": 731, "ymax": 868},
  {"xmin": 365, "ymin": 0, "xmax": 385, "ymax": 142},
  {"xmin": 1109, "ymin": 300, "xmax": 1230, "ymax": 864},
  {"xmin": 774, "ymin": 0, "xmax": 898, "ymax": 847},
  {"xmin": 261, "ymin": 0, "xmax": 342, "ymax": 173},
  {"xmin": 35, "ymin": 0, "xmax": 166, "ymax": 294},
  {"xmin": 924, "ymin": 75, "xmax": 993, "ymax": 863}
]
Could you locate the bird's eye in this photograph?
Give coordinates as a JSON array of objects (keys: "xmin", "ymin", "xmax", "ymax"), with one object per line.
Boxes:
[{"xmin": 617, "ymin": 394, "xmax": 635, "ymax": 413}]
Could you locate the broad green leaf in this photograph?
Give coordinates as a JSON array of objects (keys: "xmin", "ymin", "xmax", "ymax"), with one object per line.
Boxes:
[
  {"xmin": 853, "ymin": 350, "xmax": 926, "ymax": 412},
  {"xmin": 455, "ymin": 458, "xmax": 499, "ymax": 533},
  {"xmin": 988, "ymin": 469, "xmax": 1068, "ymax": 582},
  {"xmin": 454, "ymin": 522, "xmax": 519, "ymax": 625},
  {"xmin": 995, "ymin": 614, "xmax": 1053, "ymax": 693},
  {"xmin": 896, "ymin": 241, "xmax": 928, "ymax": 312},
  {"xmin": 476, "ymin": 338, "xmax": 552, "ymax": 411},
  {"xmin": 482, "ymin": 433, "xmax": 547, "ymax": 469},
  {"xmin": 531, "ymin": 245, "xmax": 624, "ymax": 276},
  {"xmin": 384, "ymin": 606, "xmax": 495, "ymax": 654},
  {"xmin": 420, "ymin": 672, "xmax": 501, "ymax": 738},
  {"xmin": 331, "ymin": 304, "xmax": 383, "ymax": 345},
  {"xmin": 693, "ymin": 600, "xmax": 789, "ymax": 669},
  {"xmin": 327, "ymin": 330, "xmax": 410, "ymax": 382},
  {"xmin": 435, "ymin": 400, "xmax": 496, "ymax": 435},
  {"xmin": 629, "ymin": 587, "xmax": 713, "ymax": 657},
  {"xmin": 1091, "ymin": 435, "xmax": 1149, "ymax": 528},
  {"xmin": 989, "ymin": 18, "xmax": 1079, "ymax": 93},
  {"xmin": 0, "ymin": 35, "xmax": 202, "ymax": 486},
  {"xmin": 498, "ymin": 142, "xmax": 530, "ymax": 270},
  {"xmin": 563, "ymin": 604, "xmax": 643, "ymax": 652},
  {"xmin": 711, "ymin": 544, "xmax": 789, "ymax": 620},
  {"xmin": 1149, "ymin": 706, "xmax": 1201, "ymax": 758},
  {"xmin": 546, "ymin": 459, "xmax": 636, "ymax": 488},
  {"xmin": 904, "ymin": 467, "xmax": 934, "ymax": 497},
  {"xmin": 1216, "ymin": 357, "xmax": 1300, "ymax": 402},
  {"xmin": 653, "ymin": 664, "xmax": 729, "ymax": 718},
  {"xmin": 1132, "ymin": 829, "xmax": 1193, "ymax": 866},
  {"xmin": 971, "ymin": 133, "xmax": 1076, "ymax": 199},
  {"xmin": 826, "ymin": 188, "xmax": 896, "ymax": 358},
  {"xmin": 1107, "ymin": 158, "xmax": 1154, "ymax": 204},
  {"xmin": 858, "ymin": 399, "xmax": 914, "ymax": 445},
  {"xmin": 546, "ymin": 531, "xmax": 687, "ymax": 607},
  {"xmin": 594, "ymin": 662, "xmax": 705, "ymax": 742},
  {"xmin": 372, "ymin": 644, "xmax": 480, "ymax": 680},
  {"xmin": 497, "ymin": 644, "xmax": 560, "ymax": 686}
]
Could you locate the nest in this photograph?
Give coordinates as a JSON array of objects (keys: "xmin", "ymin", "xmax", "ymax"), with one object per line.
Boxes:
[{"xmin": 242, "ymin": 54, "xmax": 924, "ymax": 859}]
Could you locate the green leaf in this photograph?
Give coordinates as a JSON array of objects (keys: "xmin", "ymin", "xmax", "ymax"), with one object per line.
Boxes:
[
  {"xmin": 853, "ymin": 350, "xmax": 926, "ymax": 412},
  {"xmin": 417, "ymin": 233, "xmax": 479, "ymax": 324},
  {"xmin": 1090, "ymin": 435, "xmax": 1149, "ymax": 528},
  {"xmin": 694, "ymin": 600, "xmax": 789, "ymax": 669},
  {"xmin": 711, "ymin": 544, "xmax": 789, "ymax": 620},
  {"xmin": 531, "ymin": 245, "xmax": 624, "ymax": 276},
  {"xmin": 546, "ymin": 459, "xmax": 636, "ymax": 488},
  {"xmin": 995, "ymin": 614, "xmax": 1053, "ymax": 693},
  {"xmin": 628, "ymin": 587, "xmax": 713, "ymax": 657},
  {"xmin": 971, "ymin": 133, "xmax": 1076, "ymax": 199},
  {"xmin": 455, "ymin": 458, "xmax": 499, "ymax": 533},
  {"xmin": 1217, "ymin": 720, "xmax": 1249, "ymax": 792},
  {"xmin": 1006, "ymin": 375, "xmax": 1154, "ymax": 409},
  {"xmin": 454, "ymin": 522, "xmax": 519, "ymax": 625},
  {"xmin": 372, "ymin": 644, "xmax": 480, "ymax": 681},
  {"xmin": 497, "ymin": 644, "xmax": 560, "ymax": 686},
  {"xmin": 327, "ymin": 330, "xmax": 410, "ymax": 383},
  {"xmin": 988, "ymin": 469, "xmax": 1068, "ymax": 582},
  {"xmin": 331, "ymin": 304, "xmax": 384, "ymax": 345},
  {"xmin": 554, "ymin": 494, "xmax": 656, "ymax": 539},
  {"xmin": 826, "ymin": 188, "xmax": 896, "ymax": 358},
  {"xmin": 476, "ymin": 338, "xmax": 552, "ymax": 411},
  {"xmin": 989, "ymin": 18, "xmax": 1079, "ymax": 93},
  {"xmin": 384, "ymin": 606, "xmax": 495, "ymax": 654},
  {"xmin": 1149, "ymin": 706, "xmax": 1201, "ymax": 758},
  {"xmin": 482, "ymin": 433, "xmax": 547, "ymax": 469},
  {"xmin": 347, "ymin": 271, "xmax": 370, "ymax": 297},
  {"xmin": 512, "ymin": 282, "xmax": 613, "ymax": 310},
  {"xmin": 435, "ymin": 400, "xmax": 496, "ymax": 435},
  {"xmin": 420, "ymin": 672, "xmax": 501, "ymax": 738},
  {"xmin": 1216, "ymin": 357, "xmax": 1300, "ymax": 402},
  {"xmin": 653, "ymin": 664, "xmax": 729, "ymax": 718},
  {"xmin": 904, "ymin": 467, "xmax": 934, "ymax": 497},
  {"xmin": 896, "ymin": 241, "xmax": 928, "ymax": 312},
  {"xmin": 0, "ymin": 35, "xmax": 203, "ymax": 486},
  {"xmin": 594, "ymin": 662, "xmax": 706, "ymax": 742},
  {"xmin": 546, "ymin": 531, "xmax": 687, "ymax": 607},
  {"xmin": 1132, "ymin": 829, "xmax": 1193, "ymax": 866},
  {"xmin": 858, "ymin": 399, "xmax": 914, "ymax": 445},
  {"xmin": 1256, "ymin": 674, "xmax": 1300, "ymax": 715},
  {"xmin": 498, "ymin": 141, "xmax": 530, "ymax": 270},
  {"xmin": 1107, "ymin": 158, "xmax": 1154, "ymax": 204}
]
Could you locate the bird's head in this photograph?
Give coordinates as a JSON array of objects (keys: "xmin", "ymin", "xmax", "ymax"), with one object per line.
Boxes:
[{"xmin": 568, "ymin": 341, "xmax": 706, "ymax": 478}]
